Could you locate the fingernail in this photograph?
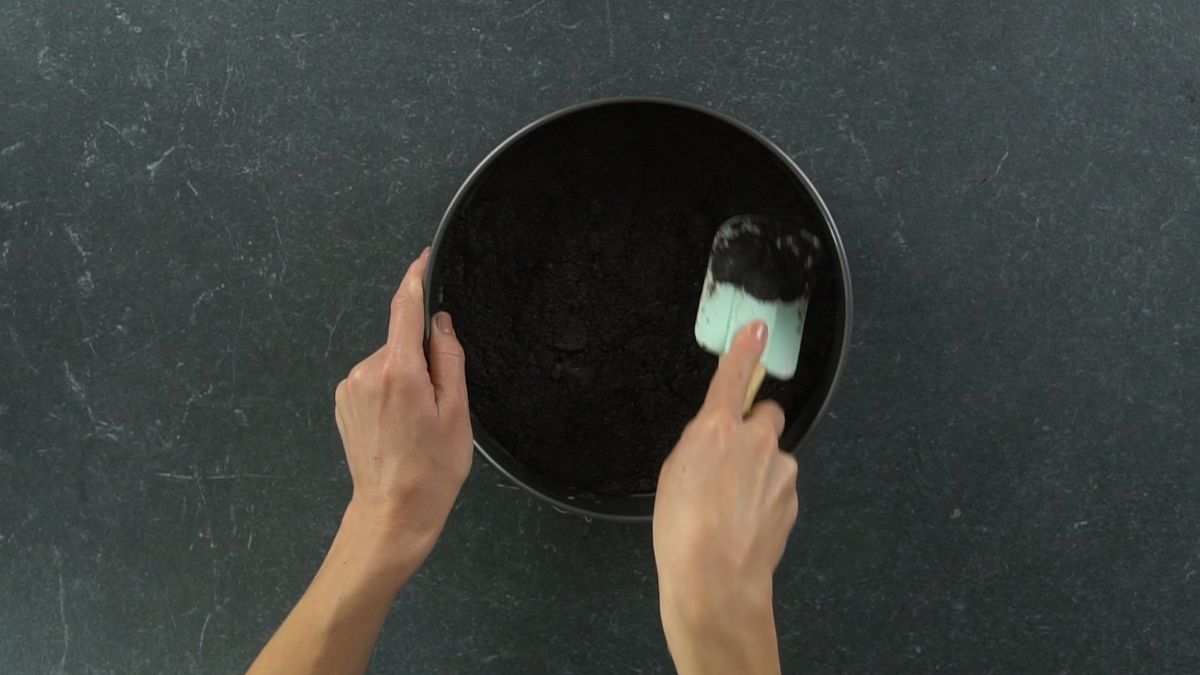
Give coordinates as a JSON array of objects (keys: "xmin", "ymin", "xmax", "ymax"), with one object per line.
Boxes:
[
  {"xmin": 751, "ymin": 321, "xmax": 767, "ymax": 343},
  {"xmin": 435, "ymin": 312, "xmax": 453, "ymax": 334},
  {"xmin": 421, "ymin": 246, "xmax": 431, "ymax": 260}
]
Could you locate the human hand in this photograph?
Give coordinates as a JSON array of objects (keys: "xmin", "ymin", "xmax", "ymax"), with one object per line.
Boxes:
[
  {"xmin": 653, "ymin": 321, "xmax": 798, "ymax": 675},
  {"xmin": 246, "ymin": 249, "xmax": 471, "ymax": 674},
  {"xmin": 333, "ymin": 248, "xmax": 473, "ymax": 591}
]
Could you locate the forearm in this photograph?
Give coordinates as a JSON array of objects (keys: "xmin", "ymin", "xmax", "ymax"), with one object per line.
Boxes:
[{"xmin": 247, "ymin": 507, "xmax": 427, "ymax": 675}]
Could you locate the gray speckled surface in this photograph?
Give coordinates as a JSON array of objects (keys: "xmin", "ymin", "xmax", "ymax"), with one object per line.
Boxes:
[{"xmin": 2, "ymin": 1, "xmax": 1199, "ymax": 673}]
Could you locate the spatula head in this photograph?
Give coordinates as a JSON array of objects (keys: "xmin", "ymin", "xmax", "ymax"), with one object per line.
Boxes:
[{"xmin": 694, "ymin": 215, "xmax": 821, "ymax": 380}]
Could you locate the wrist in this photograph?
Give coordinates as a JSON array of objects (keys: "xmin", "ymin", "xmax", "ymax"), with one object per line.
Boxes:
[
  {"xmin": 659, "ymin": 576, "xmax": 780, "ymax": 675},
  {"xmin": 659, "ymin": 566, "xmax": 774, "ymax": 626},
  {"xmin": 335, "ymin": 500, "xmax": 440, "ymax": 594}
]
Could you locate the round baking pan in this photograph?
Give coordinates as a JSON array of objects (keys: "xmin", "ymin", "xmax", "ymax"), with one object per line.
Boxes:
[{"xmin": 425, "ymin": 97, "xmax": 852, "ymax": 521}]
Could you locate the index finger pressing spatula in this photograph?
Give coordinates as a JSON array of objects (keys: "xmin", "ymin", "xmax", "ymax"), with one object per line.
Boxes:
[{"xmin": 694, "ymin": 214, "xmax": 823, "ymax": 413}]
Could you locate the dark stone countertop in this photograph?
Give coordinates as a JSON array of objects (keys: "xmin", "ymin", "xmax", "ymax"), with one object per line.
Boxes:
[{"xmin": 2, "ymin": 1, "xmax": 1198, "ymax": 672}]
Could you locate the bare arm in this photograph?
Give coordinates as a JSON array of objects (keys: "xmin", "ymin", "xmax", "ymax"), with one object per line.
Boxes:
[
  {"xmin": 248, "ymin": 248, "xmax": 473, "ymax": 674},
  {"xmin": 653, "ymin": 321, "xmax": 799, "ymax": 675}
]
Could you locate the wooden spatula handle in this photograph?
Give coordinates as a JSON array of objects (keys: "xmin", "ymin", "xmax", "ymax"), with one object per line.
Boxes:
[{"xmin": 743, "ymin": 363, "xmax": 767, "ymax": 415}]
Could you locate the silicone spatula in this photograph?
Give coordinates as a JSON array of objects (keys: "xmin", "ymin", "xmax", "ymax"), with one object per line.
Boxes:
[{"xmin": 694, "ymin": 214, "xmax": 822, "ymax": 413}]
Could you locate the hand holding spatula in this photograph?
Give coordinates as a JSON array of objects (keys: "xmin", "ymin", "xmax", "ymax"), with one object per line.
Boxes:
[{"xmin": 694, "ymin": 215, "xmax": 822, "ymax": 414}]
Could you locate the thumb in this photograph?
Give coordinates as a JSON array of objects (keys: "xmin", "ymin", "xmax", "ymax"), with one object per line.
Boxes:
[
  {"xmin": 428, "ymin": 311, "xmax": 468, "ymax": 417},
  {"xmin": 703, "ymin": 321, "xmax": 767, "ymax": 415}
]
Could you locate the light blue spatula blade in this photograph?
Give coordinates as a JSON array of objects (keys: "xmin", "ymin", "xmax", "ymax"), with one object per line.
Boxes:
[{"xmin": 694, "ymin": 268, "xmax": 808, "ymax": 380}]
